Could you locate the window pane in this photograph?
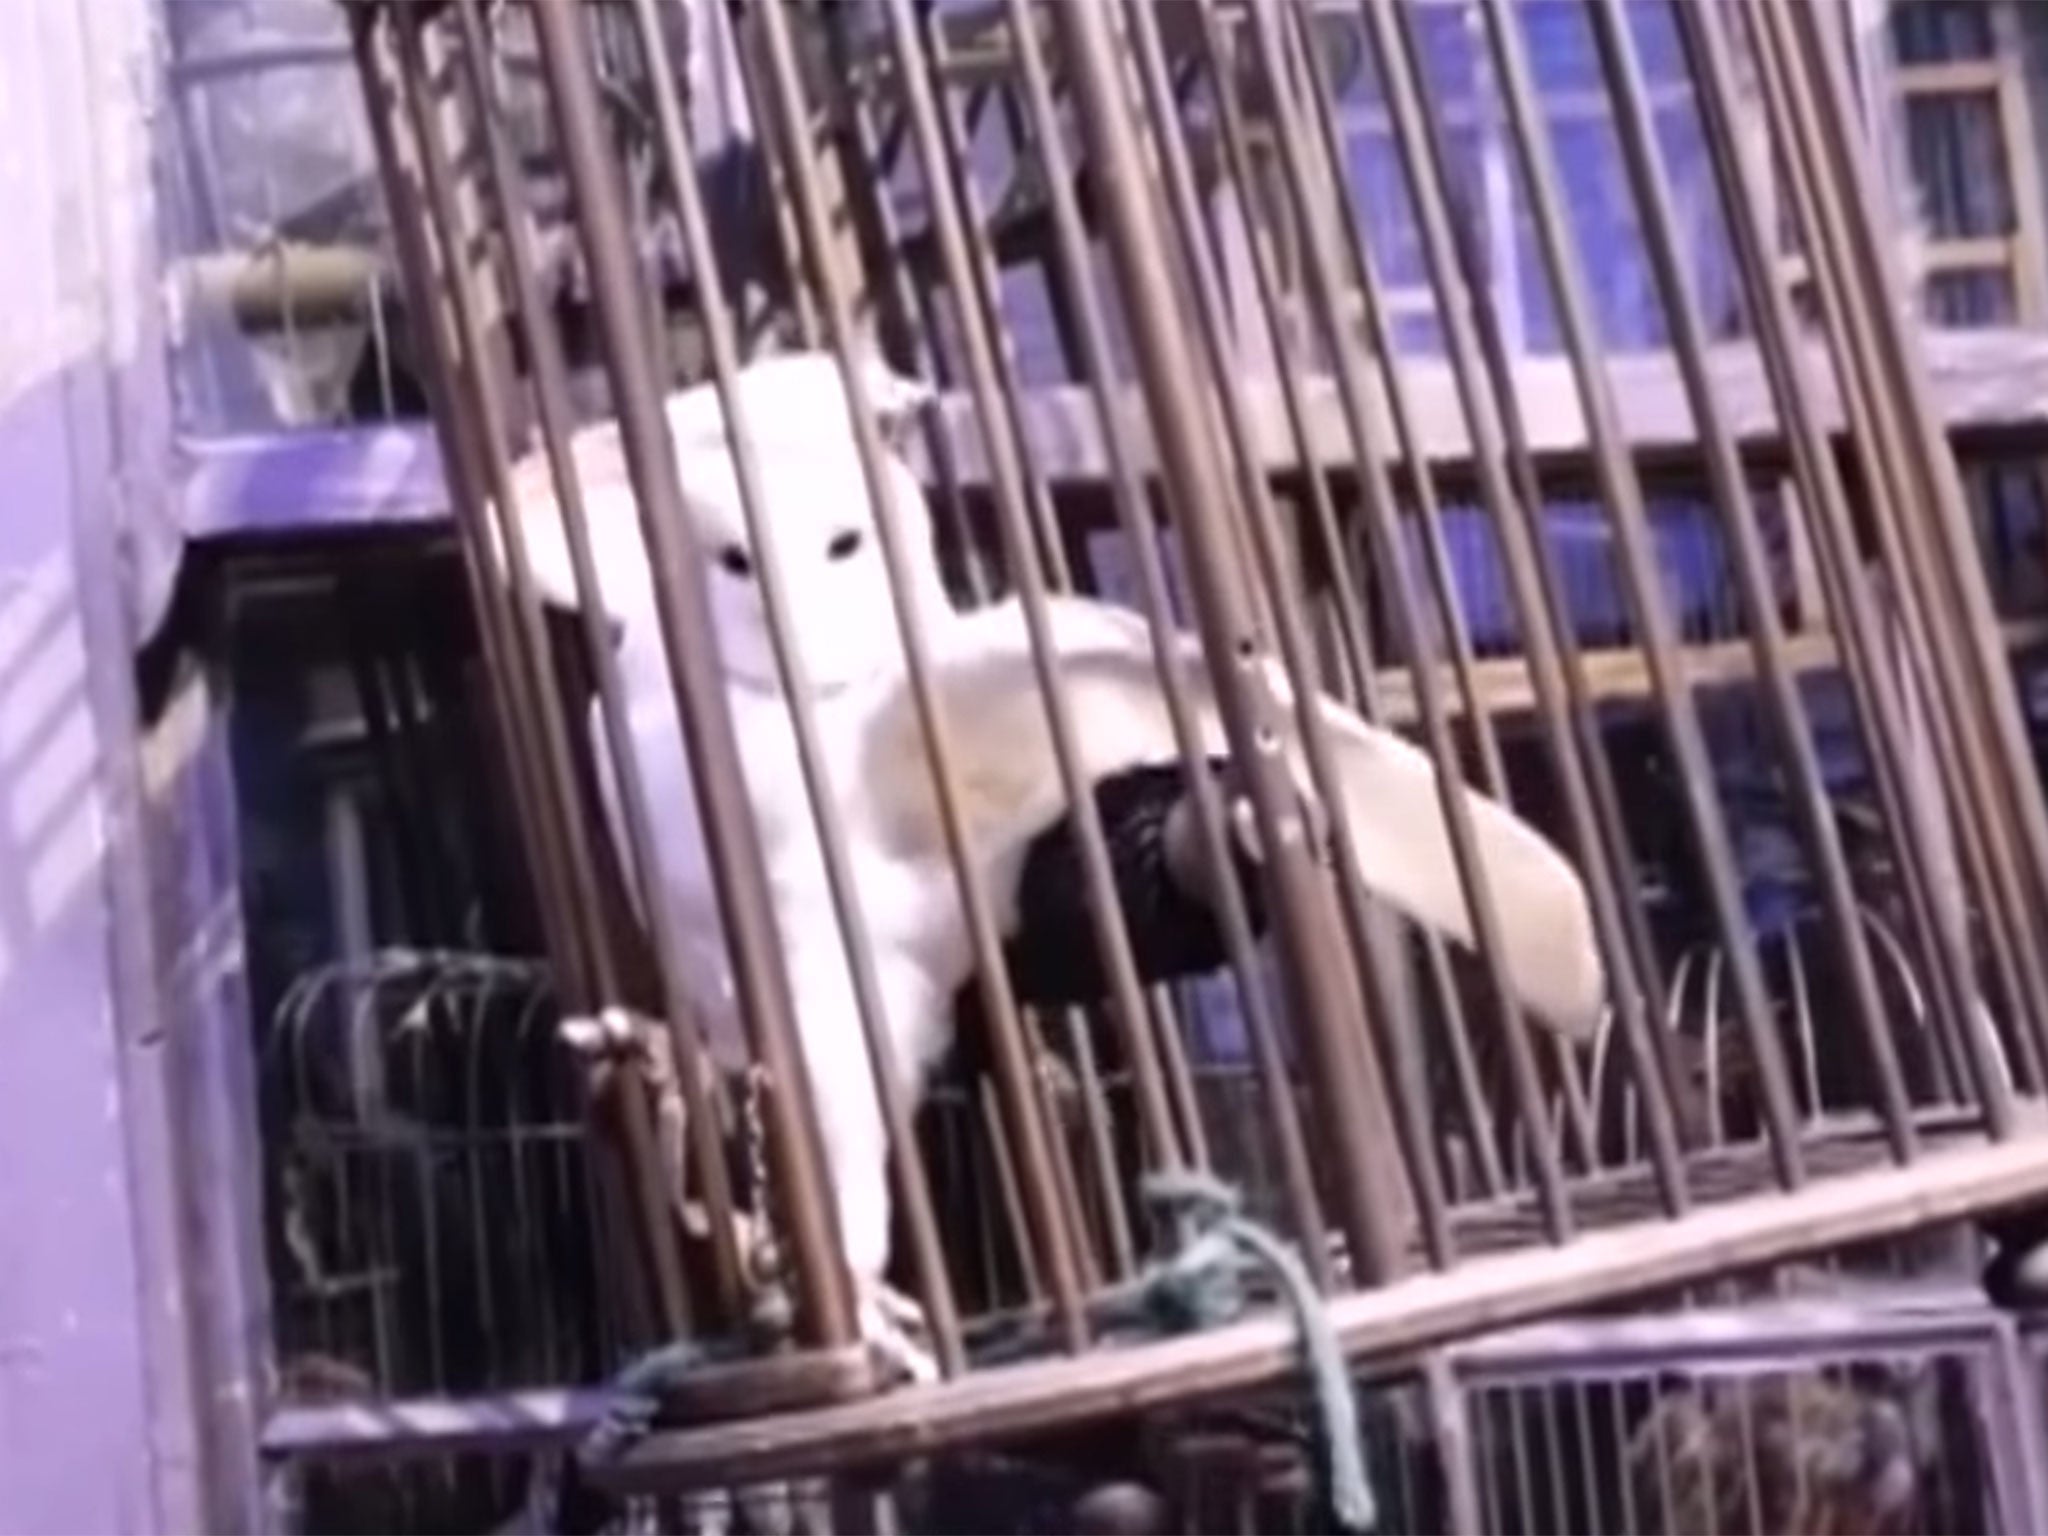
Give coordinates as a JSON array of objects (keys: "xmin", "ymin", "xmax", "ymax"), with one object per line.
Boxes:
[
  {"xmin": 1390, "ymin": 310, "xmax": 1448, "ymax": 355},
  {"xmin": 1890, "ymin": 0, "xmax": 1998, "ymax": 65},
  {"xmin": 1351, "ymin": 4, "xmax": 1479, "ymax": 109},
  {"xmin": 1505, "ymin": 101, "xmax": 1735, "ymax": 352},
  {"xmin": 1521, "ymin": 0, "xmax": 1602, "ymax": 96},
  {"xmin": 1905, "ymin": 94, "xmax": 2016, "ymax": 240},
  {"xmin": 1393, "ymin": 489, "xmax": 1789, "ymax": 658},
  {"xmin": 1521, "ymin": 0, "xmax": 1691, "ymax": 92},
  {"xmin": 1336, "ymin": 123, "xmax": 1482, "ymax": 357},
  {"xmin": 1968, "ymin": 457, "xmax": 2048, "ymax": 615},
  {"xmin": 1655, "ymin": 101, "xmax": 1745, "ymax": 341},
  {"xmin": 1926, "ymin": 266, "xmax": 2018, "ymax": 325},
  {"xmin": 1347, "ymin": 123, "xmax": 1484, "ymax": 281},
  {"xmin": 1625, "ymin": 0, "xmax": 1691, "ymax": 87},
  {"xmin": 1531, "ymin": 116, "xmax": 1667, "ymax": 351},
  {"xmin": 159, "ymin": 0, "xmax": 407, "ymax": 435},
  {"xmin": 1346, "ymin": 129, "xmax": 1432, "ymax": 293},
  {"xmin": 1412, "ymin": 2, "xmax": 1481, "ymax": 105}
]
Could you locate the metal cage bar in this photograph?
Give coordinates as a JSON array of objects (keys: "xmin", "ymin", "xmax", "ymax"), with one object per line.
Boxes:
[{"xmin": 336, "ymin": 0, "xmax": 2048, "ymax": 1497}]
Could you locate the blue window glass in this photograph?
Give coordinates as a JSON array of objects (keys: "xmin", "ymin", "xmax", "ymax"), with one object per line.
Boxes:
[{"xmin": 1329, "ymin": 0, "xmax": 1741, "ymax": 357}]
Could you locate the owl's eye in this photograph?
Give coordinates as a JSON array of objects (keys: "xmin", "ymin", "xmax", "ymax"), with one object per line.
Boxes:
[
  {"xmin": 716, "ymin": 545, "xmax": 754, "ymax": 579},
  {"xmin": 827, "ymin": 529, "xmax": 863, "ymax": 561}
]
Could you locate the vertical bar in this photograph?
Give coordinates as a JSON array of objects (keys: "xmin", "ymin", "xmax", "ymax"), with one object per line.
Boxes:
[
  {"xmin": 1391, "ymin": 0, "xmax": 1671, "ymax": 1029},
  {"xmin": 1063, "ymin": 1009, "xmax": 1138, "ymax": 1279},
  {"xmin": 398, "ymin": 3, "xmax": 635, "ymax": 1166},
  {"xmin": 1050, "ymin": 0, "xmax": 1406, "ymax": 1283},
  {"xmin": 1289, "ymin": 15, "xmax": 1511, "ymax": 811},
  {"xmin": 1283, "ymin": 0, "xmax": 1615, "ymax": 1178},
  {"xmin": 1425, "ymin": 1353, "xmax": 1485, "ymax": 1536},
  {"xmin": 866, "ymin": 0, "xmax": 1191, "ymax": 1187},
  {"xmin": 747, "ymin": 0, "xmax": 1093, "ymax": 1345},
  {"xmin": 1673, "ymin": 0, "xmax": 2001, "ymax": 1115},
  {"xmin": 1740, "ymin": 0, "xmax": 2038, "ymax": 1118},
  {"xmin": 1028, "ymin": 1013, "xmax": 1108, "ymax": 1292},
  {"xmin": 1473, "ymin": 0, "xmax": 1809, "ymax": 1186},
  {"xmin": 1118, "ymin": 0, "xmax": 1454, "ymax": 1266},
  {"xmin": 404, "ymin": 11, "xmax": 711, "ymax": 1336},
  {"xmin": 355, "ymin": 10, "xmax": 585, "ymax": 1005},
  {"xmin": 1786, "ymin": 1, "xmax": 2048, "ymax": 1048},
  {"xmin": 528, "ymin": 0, "xmax": 858, "ymax": 1350},
  {"xmin": 1986, "ymin": 1322, "xmax": 2048, "ymax": 1534},
  {"xmin": 1001, "ymin": 0, "xmax": 1332, "ymax": 1277},
  {"xmin": 449, "ymin": 0, "xmax": 751, "ymax": 1320},
  {"xmin": 348, "ymin": 5, "xmax": 692, "ymax": 1337},
  {"xmin": 723, "ymin": 8, "xmax": 822, "ymax": 349},
  {"xmin": 1581, "ymin": 0, "xmax": 1916, "ymax": 1159},
  {"xmin": 1147, "ymin": 989, "xmax": 1212, "ymax": 1173},
  {"xmin": 1230, "ymin": 0, "xmax": 1576, "ymax": 1236},
  {"xmin": 1130, "ymin": 0, "xmax": 1515, "ymax": 1200},
  {"xmin": 980, "ymin": 1077, "xmax": 1044, "ymax": 1304},
  {"xmin": 1790, "ymin": 0, "xmax": 2048, "ymax": 932},
  {"xmin": 1368, "ymin": 0, "xmax": 1692, "ymax": 1200},
  {"xmin": 614, "ymin": 0, "xmax": 967, "ymax": 1375},
  {"xmin": 915, "ymin": 39, "xmax": 1073, "ymax": 596},
  {"xmin": 810, "ymin": 9, "xmax": 996, "ymax": 614}
]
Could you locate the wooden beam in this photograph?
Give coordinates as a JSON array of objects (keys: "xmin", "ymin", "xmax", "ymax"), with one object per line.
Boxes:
[
  {"xmin": 260, "ymin": 1388, "xmax": 614, "ymax": 1466},
  {"xmin": 178, "ymin": 334, "xmax": 2048, "ymax": 544},
  {"xmin": 595, "ymin": 1129, "xmax": 2048, "ymax": 1493},
  {"xmin": 1439, "ymin": 1282, "xmax": 2011, "ymax": 1380},
  {"xmin": 1366, "ymin": 618, "xmax": 2048, "ymax": 728},
  {"xmin": 1993, "ymin": 0, "xmax": 2048, "ymax": 324},
  {"xmin": 253, "ymin": 1282, "xmax": 2012, "ymax": 1466},
  {"xmin": 1897, "ymin": 60, "xmax": 2007, "ymax": 97},
  {"xmin": 907, "ymin": 328, "xmax": 2048, "ymax": 488}
]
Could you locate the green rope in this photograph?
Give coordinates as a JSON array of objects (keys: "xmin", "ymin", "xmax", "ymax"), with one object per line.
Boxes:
[
  {"xmin": 579, "ymin": 1287, "xmax": 791, "ymax": 1467},
  {"xmin": 579, "ymin": 1171, "xmax": 1375, "ymax": 1534},
  {"xmin": 958, "ymin": 1173, "xmax": 1374, "ymax": 1530},
  {"xmin": 579, "ymin": 1337, "xmax": 734, "ymax": 1466},
  {"xmin": 1120, "ymin": 1170, "xmax": 1377, "ymax": 1536}
]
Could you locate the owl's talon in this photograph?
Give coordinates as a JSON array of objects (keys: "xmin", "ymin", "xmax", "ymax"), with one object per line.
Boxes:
[{"xmin": 859, "ymin": 1282, "xmax": 939, "ymax": 1386}]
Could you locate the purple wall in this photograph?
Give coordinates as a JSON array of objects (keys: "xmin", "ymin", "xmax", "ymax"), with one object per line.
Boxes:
[
  {"xmin": 0, "ymin": 375, "xmax": 164, "ymax": 1536},
  {"xmin": 0, "ymin": 0, "xmax": 228, "ymax": 1529}
]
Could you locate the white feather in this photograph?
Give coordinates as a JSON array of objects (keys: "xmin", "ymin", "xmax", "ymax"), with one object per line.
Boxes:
[
  {"xmin": 863, "ymin": 596, "xmax": 1605, "ymax": 1038},
  {"xmin": 507, "ymin": 351, "xmax": 1607, "ymax": 1374}
]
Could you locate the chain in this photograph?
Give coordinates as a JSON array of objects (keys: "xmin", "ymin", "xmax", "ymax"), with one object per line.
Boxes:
[{"xmin": 740, "ymin": 1063, "xmax": 790, "ymax": 1326}]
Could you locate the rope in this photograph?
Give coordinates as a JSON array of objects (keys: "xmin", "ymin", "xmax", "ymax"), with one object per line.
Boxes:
[
  {"xmin": 579, "ymin": 1338, "xmax": 736, "ymax": 1467},
  {"xmin": 578, "ymin": 1170, "xmax": 1374, "ymax": 1534},
  {"xmin": 1104, "ymin": 1170, "xmax": 1377, "ymax": 1536}
]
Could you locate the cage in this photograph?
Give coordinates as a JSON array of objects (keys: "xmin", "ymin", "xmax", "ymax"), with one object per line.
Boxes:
[
  {"xmin": 1437, "ymin": 1280, "xmax": 2048, "ymax": 1536},
  {"xmin": 192, "ymin": 0, "xmax": 2048, "ymax": 1526}
]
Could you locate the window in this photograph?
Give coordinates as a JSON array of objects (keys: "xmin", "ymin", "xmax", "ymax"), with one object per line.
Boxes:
[
  {"xmin": 878, "ymin": 21, "xmax": 1141, "ymax": 390},
  {"xmin": 1305, "ymin": 0, "xmax": 1741, "ymax": 360},
  {"xmin": 1282, "ymin": 0, "xmax": 2048, "ymax": 359},
  {"xmin": 220, "ymin": 547, "xmax": 629, "ymax": 1528},
  {"xmin": 1964, "ymin": 453, "xmax": 2048, "ymax": 618},
  {"xmin": 1889, "ymin": 0, "xmax": 2048, "ymax": 325},
  {"xmin": 159, "ymin": 0, "xmax": 422, "ymax": 435}
]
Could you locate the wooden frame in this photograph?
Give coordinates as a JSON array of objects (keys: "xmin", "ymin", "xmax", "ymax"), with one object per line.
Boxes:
[
  {"xmin": 914, "ymin": 328, "xmax": 2048, "ymax": 485},
  {"xmin": 590, "ymin": 1133, "xmax": 2048, "ymax": 1492},
  {"xmin": 1883, "ymin": 0, "xmax": 2048, "ymax": 324}
]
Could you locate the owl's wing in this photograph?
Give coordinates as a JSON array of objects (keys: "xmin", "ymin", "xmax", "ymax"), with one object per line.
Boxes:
[{"xmin": 863, "ymin": 595, "xmax": 1605, "ymax": 1040}]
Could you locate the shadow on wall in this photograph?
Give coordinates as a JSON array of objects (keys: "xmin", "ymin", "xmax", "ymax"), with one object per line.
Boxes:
[{"xmin": 0, "ymin": 349, "xmax": 242, "ymax": 1533}]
